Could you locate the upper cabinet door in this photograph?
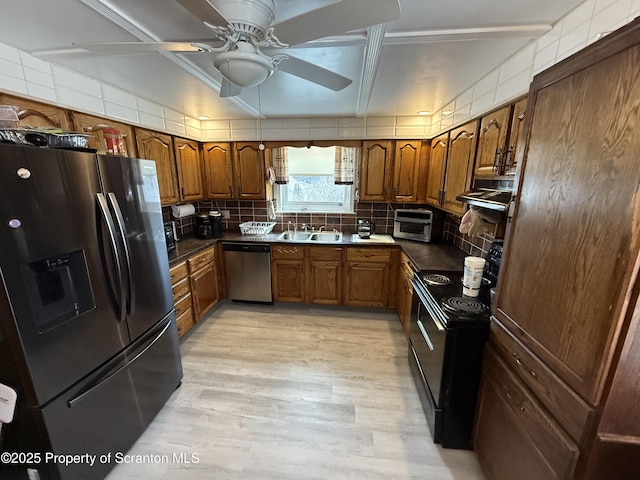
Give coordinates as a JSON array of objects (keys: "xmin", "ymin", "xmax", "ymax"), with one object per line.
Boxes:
[
  {"xmin": 202, "ymin": 142, "xmax": 234, "ymax": 199},
  {"xmin": 504, "ymin": 97, "xmax": 527, "ymax": 176},
  {"xmin": 360, "ymin": 140, "xmax": 393, "ymax": 201},
  {"xmin": 233, "ymin": 142, "xmax": 266, "ymax": 200},
  {"xmin": 174, "ymin": 137, "xmax": 203, "ymax": 202},
  {"xmin": 135, "ymin": 128, "xmax": 179, "ymax": 206},
  {"xmin": 426, "ymin": 133, "xmax": 448, "ymax": 208},
  {"xmin": 0, "ymin": 94, "xmax": 71, "ymax": 129},
  {"xmin": 476, "ymin": 105, "xmax": 511, "ymax": 177},
  {"xmin": 69, "ymin": 112, "xmax": 137, "ymax": 157},
  {"xmin": 442, "ymin": 120, "xmax": 477, "ymax": 216},
  {"xmin": 392, "ymin": 140, "xmax": 421, "ymax": 202}
]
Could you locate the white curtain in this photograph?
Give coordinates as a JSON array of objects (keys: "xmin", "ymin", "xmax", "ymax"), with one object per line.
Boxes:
[
  {"xmin": 272, "ymin": 147, "xmax": 289, "ymax": 184},
  {"xmin": 334, "ymin": 146, "xmax": 358, "ymax": 185}
]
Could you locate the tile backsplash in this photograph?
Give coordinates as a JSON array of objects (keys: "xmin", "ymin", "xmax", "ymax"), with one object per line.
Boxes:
[{"xmin": 443, "ymin": 213, "xmax": 498, "ymax": 257}]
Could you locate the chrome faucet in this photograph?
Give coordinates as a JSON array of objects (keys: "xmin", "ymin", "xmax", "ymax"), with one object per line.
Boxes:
[
  {"xmin": 301, "ymin": 223, "xmax": 308, "ymax": 232},
  {"xmin": 287, "ymin": 221, "xmax": 297, "ymax": 232},
  {"xmin": 318, "ymin": 225, "xmax": 326, "ymax": 232}
]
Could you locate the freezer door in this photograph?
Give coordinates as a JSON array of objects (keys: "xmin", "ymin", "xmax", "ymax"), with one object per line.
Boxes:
[
  {"xmin": 40, "ymin": 314, "xmax": 182, "ymax": 480},
  {"xmin": 97, "ymin": 155, "xmax": 174, "ymax": 341},
  {"xmin": 0, "ymin": 145, "xmax": 131, "ymax": 406}
]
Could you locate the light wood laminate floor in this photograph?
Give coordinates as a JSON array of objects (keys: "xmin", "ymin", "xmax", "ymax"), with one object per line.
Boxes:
[{"xmin": 106, "ymin": 302, "xmax": 486, "ymax": 480}]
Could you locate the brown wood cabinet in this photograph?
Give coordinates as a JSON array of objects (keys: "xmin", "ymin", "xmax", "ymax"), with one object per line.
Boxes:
[
  {"xmin": 69, "ymin": 112, "xmax": 137, "ymax": 157},
  {"xmin": 202, "ymin": 142, "xmax": 234, "ymax": 199},
  {"xmin": 475, "ymin": 97, "xmax": 527, "ymax": 178},
  {"xmin": 234, "ymin": 142, "xmax": 267, "ymax": 199},
  {"xmin": 271, "ymin": 245, "xmax": 306, "ymax": 302},
  {"xmin": 475, "ymin": 18, "xmax": 640, "ymax": 480},
  {"xmin": 360, "ymin": 140, "xmax": 394, "ymax": 201},
  {"xmin": 426, "ymin": 133, "xmax": 448, "ymax": 207},
  {"xmin": 0, "ymin": 94, "xmax": 71, "ymax": 129},
  {"xmin": 135, "ymin": 128, "xmax": 179, "ymax": 205},
  {"xmin": 187, "ymin": 247, "xmax": 219, "ymax": 321},
  {"xmin": 174, "ymin": 137, "xmax": 204, "ymax": 202},
  {"xmin": 392, "ymin": 140, "xmax": 422, "ymax": 202},
  {"xmin": 343, "ymin": 248, "xmax": 391, "ymax": 307},
  {"xmin": 308, "ymin": 246, "xmax": 342, "ymax": 305},
  {"xmin": 425, "ymin": 121, "xmax": 476, "ymax": 216},
  {"xmin": 396, "ymin": 252, "xmax": 416, "ymax": 337},
  {"xmin": 169, "ymin": 261, "xmax": 195, "ymax": 338}
]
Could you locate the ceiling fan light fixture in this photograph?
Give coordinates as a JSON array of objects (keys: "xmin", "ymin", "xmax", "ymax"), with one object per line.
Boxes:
[{"xmin": 214, "ymin": 47, "xmax": 274, "ymax": 88}]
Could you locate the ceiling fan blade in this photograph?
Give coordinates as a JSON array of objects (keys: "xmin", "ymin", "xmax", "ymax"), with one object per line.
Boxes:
[
  {"xmin": 176, "ymin": 0, "xmax": 230, "ymax": 27},
  {"xmin": 220, "ymin": 77, "xmax": 243, "ymax": 97},
  {"xmin": 277, "ymin": 55, "xmax": 352, "ymax": 91},
  {"xmin": 273, "ymin": 0, "xmax": 400, "ymax": 47},
  {"xmin": 59, "ymin": 41, "xmax": 216, "ymax": 54}
]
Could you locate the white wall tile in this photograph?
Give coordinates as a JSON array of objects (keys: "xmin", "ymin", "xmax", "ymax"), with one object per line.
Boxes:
[
  {"xmin": 52, "ymin": 66, "xmax": 102, "ymax": 97},
  {"xmin": 456, "ymin": 87, "xmax": 474, "ymax": 108},
  {"xmin": 309, "ymin": 117, "xmax": 338, "ymax": 128},
  {"xmin": 366, "ymin": 116, "xmax": 395, "ymax": 127},
  {"xmin": 443, "ymin": 102, "xmax": 455, "ymax": 115},
  {"xmin": 262, "ymin": 118, "xmax": 283, "ymax": 129},
  {"xmin": 495, "ymin": 68, "xmax": 532, "ymax": 104},
  {"xmin": 283, "ymin": 118, "xmax": 310, "ymax": 128},
  {"xmin": 338, "ymin": 117, "xmax": 366, "ymax": 128},
  {"xmin": 498, "ymin": 42, "xmax": 536, "ymax": 84},
  {"xmin": 365, "ymin": 126, "xmax": 395, "ymax": 137},
  {"xmin": 102, "ymin": 84, "xmax": 137, "ymax": 108},
  {"xmin": 183, "ymin": 116, "xmax": 200, "ymax": 129},
  {"xmin": 473, "ymin": 69, "xmax": 499, "ymax": 98},
  {"xmin": 201, "ymin": 119, "xmax": 229, "ymax": 130},
  {"xmin": 308, "ymin": 127, "xmax": 338, "ymax": 139},
  {"xmin": 23, "ymin": 67, "xmax": 54, "ymax": 89},
  {"xmin": 632, "ymin": 0, "xmax": 640, "ymax": 16},
  {"xmin": 594, "ymin": 0, "xmax": 623, "ymax": 14},
  {"xmin": 396, "ymin": 116, "xmax": 427, "ymax": 126},
  {"xmin": 26, "ymin": 83, "xmax": 56, "ymax": 103},
  {"xmin": 455, "ymin": 102, "xmax": 471, "ymax": 118},
  {"xmin": 589, "ymin": 0, "xmax": 633, "ymax": 41},
  {"xmin": 139, "ymin": 112, "xmax": 165, "ymax": 131},
  {"xmin": 56, "ymin": 86, "xmax": 105, "ymax": 114},
  {"xmin": 185, "ymin": 125, "xmax": 202, "ymax": 139},
  {"xmin": 470, "ymin": 90, "xmax": 496, "ymax": 117},
  {"xmin": 281, "ymin": 128, "xmax": 311, "ymax": 140},
  {"xmin": 440, "ymin": 116, "xmax": 454, "ymax": 129},
  {"xmin": 0, "ymin": 74, "xmax": 27, "ymax": 95},
  {"xmin": 395, "ymin": 126, "xmax": 426, "ymax": 137},
  {"xmin": 0, "ymin": 58, "xmax": 24, "ymax": 80},
  {"xmin": 165, "ymin": 119, "xmax": 186, "ymax": 136},
  {"xmin": 203, "ymin": 129, "xmax": 231, "ymax": 141},
  {"xmin": 230, "ymin": 119, "xmax": 257, "ymax": 130},
  {"xmin": 105, "ymin": 101, "xmax": 139, "ymax": 124},
  {"xmin": 533, "ymin": 40, "xmax": 559, "ymax": 74},
  {"xmin": 137, "ymin": 97, "xmax": 164, "ymax": 116},
  {"xmin": 231, "ymin": 129, "xmax": 258, "ymax": 140},
  {"xmin": 338, "ymin": 127, "xmax": 366, "ymax": 138},
  {"xmin": 0, "ymin": 43, "xmax": 21, "ymax": 63},
  {"xmin": 19, "ymin": 53, "xmax": 51, "ymax": 74},
  {"xmin": 537, "ymin": 21, "xmax": 564, "ymax": 52},
  {"xmin": 162, "ymin": 107, "xmax": 183, "ymax": 124},
  {"xmin": 563, "ymin": 0, "xmax": 596, "ymax": 33},
  {"xmin": 558, "ymin": 20, "xmax": 590, "ymax": 58}
]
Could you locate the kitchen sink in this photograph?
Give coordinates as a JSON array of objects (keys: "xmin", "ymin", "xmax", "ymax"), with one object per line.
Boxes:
[{"xmin": 276, "ymin": 231, "xmax": 343, "ymax": 243}]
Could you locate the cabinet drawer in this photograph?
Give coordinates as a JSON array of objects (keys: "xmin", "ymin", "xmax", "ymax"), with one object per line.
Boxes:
[
  {"xmin": 174, "ymin": 291, "xmax": 193, "ymax": 318},
  {"xmin": 172, "ymin": 276, "xmax": 191, "ymax": 301},
  {"xmin": 187, "ymin": 246, "xmax": 215, "ymax": 273},
  {"xmin": 175, "ymin": 307, "xmax": 195, "ymax": 338},
  {"xmin": 271, "ymin": 245, "xmax": 305, "ymax": 260},
  {"xmin": 169, "ymin": 261, "xmax": 188, "ymax": 284},
  {"xmin": 490, "ymin": 320, "xmax": 594, "ymax": 445},
  {"xmin": 346, "ymin": 247, "xmax": 391, "ymax": 263},
  {"xmin": 482, "ymin": 345, "xmax": 580, "ymax": 479},
  {"xmin": 308, "ymin": 246, "xmax": 342, "ymax": 261}
]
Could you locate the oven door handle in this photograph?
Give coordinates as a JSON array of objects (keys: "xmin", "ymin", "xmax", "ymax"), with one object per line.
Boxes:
[
  {"xmin": 431, "ymin": 316, "xmax": 445, "ymax": 332},
  {"xmin": 417, "ymin": 320, "xmax": 435, "ymax": 351}
]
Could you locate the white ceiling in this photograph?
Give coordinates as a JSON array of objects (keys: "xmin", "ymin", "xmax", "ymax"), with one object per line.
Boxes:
[{"xmin": 0, "ymin": 0, "xmax": 585, "ymax": 120}]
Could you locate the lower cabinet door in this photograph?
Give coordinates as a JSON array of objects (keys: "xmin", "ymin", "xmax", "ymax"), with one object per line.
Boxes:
[
  {"xmin": 272, "ymin": 260, "xmax": 305, "ymax": 302},
  {"xmin": 343, "ymin": 262, "xmax": 389, "ymax": 307},
  {"xmin": 473, "ymin": 346, "xmax": 579, "ymax": 480},
  {"xmin": 191, "ymin": 262, "xmax": 219, "ymax": 321},
  {"xmin": 308, "ymin": 261, "xmax": 342, "ymax": 304}
]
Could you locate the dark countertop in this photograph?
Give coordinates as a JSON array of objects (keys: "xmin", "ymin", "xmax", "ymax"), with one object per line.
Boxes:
[{"xmin": 168, "ymin": 232, "xmax": 468, "ymax": 272}]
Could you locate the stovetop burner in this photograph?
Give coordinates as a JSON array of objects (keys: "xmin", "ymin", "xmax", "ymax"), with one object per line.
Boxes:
[
  {"xmin": 441, "ymin": 296, "xmax": 488, "ymax": 316},
  {"xmin": 422, "ymin": 273, "xmax": 452, "ymax": 286}
]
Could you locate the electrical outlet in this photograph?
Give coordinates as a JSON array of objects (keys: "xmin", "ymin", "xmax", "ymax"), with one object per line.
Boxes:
[{"xmin": 221, "ymin": 210, "xmax": 230, "ymax": 219}]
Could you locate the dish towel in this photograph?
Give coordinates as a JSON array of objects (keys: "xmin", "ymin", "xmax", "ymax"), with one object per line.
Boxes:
[{"xmin": 267, "ymin": 199, "xmax": 277, "ymax": 220}]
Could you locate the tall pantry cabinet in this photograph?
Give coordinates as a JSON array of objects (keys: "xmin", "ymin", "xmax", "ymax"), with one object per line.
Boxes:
[{"xmin": 473, "ymin": 18, "xmax": 640, "ymax": 480}]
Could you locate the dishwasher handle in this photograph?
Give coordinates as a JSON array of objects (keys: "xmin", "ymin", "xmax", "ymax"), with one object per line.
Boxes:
[{"xmin": 222, "ymin": 243, "xmax": 271, "ymax": 253}]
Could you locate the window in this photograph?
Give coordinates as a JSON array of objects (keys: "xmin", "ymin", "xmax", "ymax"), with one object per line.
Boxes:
[{"xmin": 276, "ymin": 146, "xmax": 355, "ymax": 214}]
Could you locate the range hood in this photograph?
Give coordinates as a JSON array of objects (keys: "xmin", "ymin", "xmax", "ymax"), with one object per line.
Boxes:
[{"xmin": 456, "ymin": 188, "xmax": 512, "ymax": 211}]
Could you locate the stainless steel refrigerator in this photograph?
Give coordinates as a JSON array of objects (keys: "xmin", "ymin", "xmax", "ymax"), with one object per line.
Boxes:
[{"xmin": 0, "ymin": 143, "xmax": 183, "ymax": 480}]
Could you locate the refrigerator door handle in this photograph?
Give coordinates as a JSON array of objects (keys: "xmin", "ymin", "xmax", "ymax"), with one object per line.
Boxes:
[
  {"xmin": 96, "ymin": 193, "xmax": 126, "ymax": 322},
  {"xmin": 67, "ymin": 318, "xmax": 173, "ymax": 408},
  {"xmin": 107, "ymin": 192, "xmax": 135, "ymax": 317}
]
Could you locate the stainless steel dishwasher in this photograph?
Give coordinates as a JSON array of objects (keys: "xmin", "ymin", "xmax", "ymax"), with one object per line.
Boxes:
[{"xmin": 223, "ymin": 243, "xmax": 272, "ymax": 303}]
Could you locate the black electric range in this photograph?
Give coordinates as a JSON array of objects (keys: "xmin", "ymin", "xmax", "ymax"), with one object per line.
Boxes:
[{"xmin": 408, "ymin": 242, "xmax": 502, "ymax": 449}]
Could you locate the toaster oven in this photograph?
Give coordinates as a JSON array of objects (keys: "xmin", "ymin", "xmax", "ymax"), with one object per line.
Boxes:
[{"xmin": 393, "ymin": 209, "xmax": 434, "ymax": 242}]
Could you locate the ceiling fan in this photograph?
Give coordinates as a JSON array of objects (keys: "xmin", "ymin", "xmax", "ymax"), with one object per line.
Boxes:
[{"xmin": 38, "ymin": 0, "xmax": 401, "ymax": 98}]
